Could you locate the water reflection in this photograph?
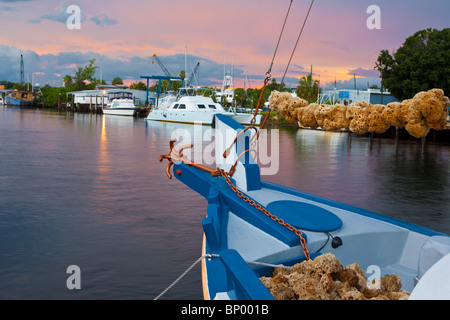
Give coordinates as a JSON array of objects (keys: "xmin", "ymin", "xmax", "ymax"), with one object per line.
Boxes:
[
  {"xmin": 0, "ymin": 107, "xmax": 448, "ymax": 300},
  {"xmin": 275, "ymin": 127, "xmax": 450, "ymax": 234},
  {"xmin": 98, "ymin": 116, "xmax": 111, "ymax": 179}
]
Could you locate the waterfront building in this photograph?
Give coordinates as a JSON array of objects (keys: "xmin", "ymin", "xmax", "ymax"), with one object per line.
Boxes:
[
  {"xmin": 68, "ymin": 85, "xmax": 155, "ymax": 107},
  {"xmin": 318, "ymin": 89, "xmax": 398, "ymax": 105}
]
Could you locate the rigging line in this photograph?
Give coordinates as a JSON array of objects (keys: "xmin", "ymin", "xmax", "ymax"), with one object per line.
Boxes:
[
  {"xmin": 281, "ymin": 0, "xmax": 315, "ymax": 85},
  {"xmin": 269, "ymin": 0, "xmax": 294, "ymax": 73},
  {"xmin": 249, "ymin": 0, "xmax": 294, "ymax": 126}
]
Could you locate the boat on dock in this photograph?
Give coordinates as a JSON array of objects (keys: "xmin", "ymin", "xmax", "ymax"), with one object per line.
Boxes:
[
  {"xmin": 146, "ymin": 88, "xmax": 261, "ymax": 126},
  {"xmin": 5, "ymin": 90, "xmax": 34, "ymax": 107},
  {"xmin": 102, "ymin": 93, "xmax": 139, "ymax": 116},
  {"xmin": 159, "ymin": 114, "xmax": 450, "ymax": 300}
]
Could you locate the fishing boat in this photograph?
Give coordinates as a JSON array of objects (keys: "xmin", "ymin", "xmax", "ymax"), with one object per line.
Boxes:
[
  {"xmin": 5, "ymin": 90, "xmax": 34, "ymax": 106},
  {"xmin": 147, "ymin": 88, "xmax": 261, "ymax": 126},
  {"xmin": 216, "ymin": 72, "xmax": 234, "ymax": 104},
  {"xmin": 159, "ymin": 113, "xmax": 450, "ymax": 300},
  {"xmin": 102, "ymin": 98, "xmax": 139, "ymax": 116},
  {"xmin": 157, "ymin": 0, "xmax": 450, "ymax": 300}
]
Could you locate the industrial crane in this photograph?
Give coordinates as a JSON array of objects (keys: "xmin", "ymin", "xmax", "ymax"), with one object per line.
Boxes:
[
  {"xmin": 186, "ymin": 62, "xmax": 200, "ymax": 87},
  {"xmin": 152, "ymin": 54, "xmax": 174, "ymax": 77}
]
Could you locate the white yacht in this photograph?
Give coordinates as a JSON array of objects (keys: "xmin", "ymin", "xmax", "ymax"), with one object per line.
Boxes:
[
  {"xmin": 102, "ymin": 98, "xmax": 139, "ymax": 116},
  {"xmin": 146, "ymin": 88, "xmax": 261, "ymax": 126},
  {"xmin": 0, "ymin": 95, "xmax": 4, "ymax": 105},
  {"xmin": 101, "ymin": 91, "xmax": 139, "ymax": 116}
]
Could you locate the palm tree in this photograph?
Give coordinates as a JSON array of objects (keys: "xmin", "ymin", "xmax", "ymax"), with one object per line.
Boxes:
[
  {"xmin": 296, "ymin": 74, "xmax": 320, "ymax": 103},
  {"xmin": 63, "ymin": 75, "xmax": 73, "ymax": 88}
]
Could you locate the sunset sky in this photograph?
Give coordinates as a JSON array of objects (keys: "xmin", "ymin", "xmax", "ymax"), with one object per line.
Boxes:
[{"xmin": 0, "ymin": 0, "xmax": 448, "ymax": 89}]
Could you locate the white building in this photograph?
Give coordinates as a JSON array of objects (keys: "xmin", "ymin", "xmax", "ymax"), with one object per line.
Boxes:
[
  {"xmin": 68, "ymin": 85, "xmax": 155, "ymax": 107},
  {"xmin": 318, "ymin": 89, "xmax": 398, "ymax": 105}
]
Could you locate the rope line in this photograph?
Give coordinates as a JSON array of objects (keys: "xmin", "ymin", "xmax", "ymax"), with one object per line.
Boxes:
[
  {"xmin": 269, "ymin": 0, "xmax": 294, "ymax": 74},
  {"xmin": 154, "ymin": 254, "xmax": 291, "ymax": 299},
  {"xmin": 245, "ymin": 260, "xmax": 291, "ymax": 269},
  {"xmin": 249, "ymin": 0, "xmax": 294, "ymax": 126},
  {"xmin": 281, "ymin": 0, "xmax": 315, "ymax": 85},
  {"xmin": 154, "ymin": 254, "xmax": 218, "ymax": 300}
]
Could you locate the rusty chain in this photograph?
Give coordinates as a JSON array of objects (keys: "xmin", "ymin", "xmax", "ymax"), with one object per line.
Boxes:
[
  {"xmin": 159, "ymin": 141, "xmax": 311, "ymax": 261},
  {"xmin": 216, "ymin": 169, "xmax": 311, "ymax": 261}
]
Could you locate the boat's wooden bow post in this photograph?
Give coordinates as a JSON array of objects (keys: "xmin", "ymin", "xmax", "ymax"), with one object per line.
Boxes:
[{"xmin": 159, "ymin": 139, "xmax": 220, "ymax": 179}]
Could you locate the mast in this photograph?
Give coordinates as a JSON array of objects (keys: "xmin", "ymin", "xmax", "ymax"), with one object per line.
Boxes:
[
  {"xmin": 20, "ymin": 54, "xmax": 24, "ymax": 85},
  {"xmin": 185, "ymin": 47, "xmax": 188, "ymax": 85}
]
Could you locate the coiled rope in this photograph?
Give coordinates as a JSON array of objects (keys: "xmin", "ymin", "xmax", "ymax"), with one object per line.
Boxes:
[{"xmin": 154, "ymin": 253, "xmax": 290, "ymax": 300}]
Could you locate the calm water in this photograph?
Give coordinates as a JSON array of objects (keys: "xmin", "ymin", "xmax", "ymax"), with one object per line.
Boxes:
[{"xmin": 0, "ymin": 106, "xmax": 449, "ymax": 300}]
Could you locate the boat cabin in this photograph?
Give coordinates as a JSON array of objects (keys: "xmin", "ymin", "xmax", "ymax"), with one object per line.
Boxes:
[
  {"xmin": 168, "ymin": 95, "xmax": 225, "ymax": 113},
  {"xmin": 8, "ymin": 90, "xmax": 34, "ymax": 102}
]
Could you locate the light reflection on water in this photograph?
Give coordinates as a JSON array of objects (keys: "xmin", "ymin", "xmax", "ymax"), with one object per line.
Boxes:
[{"xmin": 0, "ymin": 107, "xmax": 448, "ymax": 300}]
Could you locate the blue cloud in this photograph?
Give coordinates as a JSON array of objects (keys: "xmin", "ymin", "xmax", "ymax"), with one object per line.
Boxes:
[
  {"xmin": 91, "ymin": 13, "xmax": 118, "ymax": 27},
  {"xmin": 39, "ymin": 2, "xmax": 77, "ymax": 24}
]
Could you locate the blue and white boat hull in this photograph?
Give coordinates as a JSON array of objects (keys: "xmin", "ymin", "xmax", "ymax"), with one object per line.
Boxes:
[{"xmin": 5, "ymin": 96, "xmax": 34, "ymax": 106}]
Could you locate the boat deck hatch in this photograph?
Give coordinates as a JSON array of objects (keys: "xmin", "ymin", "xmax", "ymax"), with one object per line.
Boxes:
[{"xmin": 266, "ymin": 200, "xmax": 343, "ymax": 232}]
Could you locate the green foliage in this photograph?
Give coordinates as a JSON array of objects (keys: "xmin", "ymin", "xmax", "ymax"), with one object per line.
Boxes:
[
  {"xmin": 12, "ymin": 83, "xmax": 33, "ymax": 91},
  {"xmin": 130, "ymin": 82, "xmax": 147, "ymax": 91},
  {"xmin": 73, "ymin": 59, "xmax": 99, "ymax": 91},
  {"xmin": 111, "ymin": 77, "xmax": 123, "ymax": 85},
  {"xmin": 63, "ymin": 75, "xmax": 73, "ymax": 87},
  {"xmin": 247, "ymin": 78, "xmax": 290, "ymax": 109},
  {"xmin": 296, "ymin": 74, "xmax": 320, "ymax": 103},
  {"xmin": 376, "ymin": 28, "xmax": 449, "ymax": 100},
  {"xmin": 39, "ymin": 85, "xmax": 72, "ymax": 106},
  {"xmin": 0, "ymin": 80, "xmax": 15, "ymax": 89}
]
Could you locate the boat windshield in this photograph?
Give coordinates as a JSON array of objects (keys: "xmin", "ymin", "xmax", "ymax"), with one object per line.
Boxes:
[{"xmin": 109, "ymin": 91, "xmax": 133, "ymax": 100}]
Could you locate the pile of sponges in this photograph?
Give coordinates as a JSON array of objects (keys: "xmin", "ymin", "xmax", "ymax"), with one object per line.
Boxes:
[
  {"xmin": 268, "ymin": 89, "xmax": 449, "ymax": 138},
  {"xmin": 268, "ymin": 91, "xmax": 309, "ymax": 123},
  {"xmin": 259, "ymin": 253, "xmax": 410, "ymax": 300}
]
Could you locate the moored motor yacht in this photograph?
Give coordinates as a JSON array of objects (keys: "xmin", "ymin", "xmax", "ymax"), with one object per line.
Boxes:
[
  {"xmin": 102, "ymin": 98, "xmax": 139, "ymax": 116},
  {"xmin": 146, "ymin": 88, "xmax": 261, "ymax": 126}
]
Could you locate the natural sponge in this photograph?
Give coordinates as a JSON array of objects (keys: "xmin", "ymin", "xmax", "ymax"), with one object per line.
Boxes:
[
  {"xmin": 402, "ymin": 89, "xmax": 449, "ymax": 138},
  {"xmin": 268, "ymin": 91, "xmax": 308, "ymax": 123},
  {"xmin": 367, "ymin": 104, "xmax": 391, "ymax": 134},
  {"xmin": 346, "ymin": 102, "xmax": 371, "ymax": 134},
  {"xmin": 403, "ymin": 98, "xmax": 430, "ymax": 138},
  {"xmin": 382, "ymin": 102, "xmax": 408, "ymax": 127},
  {"xmin": 299, "ymin": 103, "xmax": 321, "ymax": 129},
  {"xmin": 268, "ymin": 88, "xmax": 449, "ymax": 138},
  {"xmin": 414, "ymin": 89, "xmax": 448, "ymax": 125},
  {"xmin": 260, "ymin": 253, "xmax": 410, "ymax": 300},
  {"xmin": 322, "ymin": 104, "xmax": 350, "ymax": 132}
]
